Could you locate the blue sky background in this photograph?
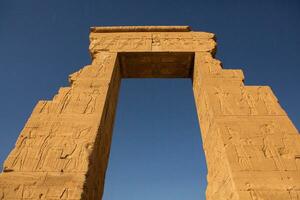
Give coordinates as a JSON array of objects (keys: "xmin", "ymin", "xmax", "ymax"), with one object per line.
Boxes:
[{"xmin": 0, "ymin": 0, "xmax": 299, "ymax": 199}]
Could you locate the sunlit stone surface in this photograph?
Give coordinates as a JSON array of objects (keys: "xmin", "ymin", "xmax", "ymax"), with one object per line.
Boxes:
[{"xmin": 0, "ymin": 26, "xmax": 299, "ymax": 199}]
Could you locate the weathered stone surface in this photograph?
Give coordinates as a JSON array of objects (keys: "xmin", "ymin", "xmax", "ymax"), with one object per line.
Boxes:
[
  {"xmin": 89, "ymin": 31, "xmax": 216, "ymax": 53},
  {"xmin": 193, "ymin": 52, "xmax": 300, "ymax": 199},
  {"xmin": 0, "ymin": 26, "xmax": 299, "ymax": 200}
]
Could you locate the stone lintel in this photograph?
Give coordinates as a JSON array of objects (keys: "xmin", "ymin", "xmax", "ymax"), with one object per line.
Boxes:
[{"xmin": 90, "ymin": 26, "xmax": 191, "ymax": 33}]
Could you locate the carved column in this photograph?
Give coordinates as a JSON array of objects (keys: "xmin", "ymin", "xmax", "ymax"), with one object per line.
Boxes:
[
  {"xmin": 193, "ymin": 52, "xmax": 300, "ymax": 199},
  {"xmin": 0, "ymin": 52, "xmax": 121, "ymax": 199}
]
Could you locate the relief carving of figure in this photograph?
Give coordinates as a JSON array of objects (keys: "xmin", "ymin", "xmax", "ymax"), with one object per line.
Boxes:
[
  {"xmin": 257, "ymin": 87, "xmax": 280, "ymax": 115},
  {"xmin": 116, "ymin": 38, "xmax": 129, "ymax": 49},
  {"xmin": 63, "ymin": 141, "xmax": 92, "ymax": 172},
  {"xmin": 7, "ymin": 144, "xmax": 29, "ymax": 171},
  {"xmin": 58, "ymin": 89, "xmax": 72, "ymax": 114},
  {"xmin": 240, "ymin": 87, "xmax": 258, "ymax": 115},
  {"xmin": 246, "ymin": 183, "xmax": 264, "ymax": 200},
  {"xmin": 180, "ymin": 38, "xmax": 193, "ymax": 49},
  {"xmin": 55, "ymin": 125, "xmax": 94, "ymax": 172},
  {"xmin": 83, "ymin": 94, "xmax": 97, "ymax": 114},
  {"xmin": 214, "ymin": 87, "xmax": 233, "ymax": 115},
  {"xmin": 31, "ymin": 122, "xmax": 63, "ymax": 171},
  {"xmin": 59, "ymin": 138, "xmax": 77, "ymax": 160},
  {"xmin": 93, "ymin": 54, "xmax": 112, "ymax": 78},
  {"xmin": 152, "ymin": 35, "xmax": 161, "ymax": 47},
  {"xmin": 39, "ymin": 101, "xmax": 51, "ymax": 114},
  {"xmin": 73, "ymin": 125, "xmax": 92, "ymax": 139},
  {"xmin": 4, "ymin": 126, "xmax": 39, "ymax": 171},
  {"xmin": 99, "ymin": 37, "xmax": 117, "ymax": 50},
  {"xmin": 226, "ymin": 126, "xmax": 253, "ymax": 170},
  {"xmin": 132, "ymin": 38, "xmax": 145, "ymax": 49},
  {"xmin": 260, "ymin": 123, "xmax": 286, "ymax": 170}
]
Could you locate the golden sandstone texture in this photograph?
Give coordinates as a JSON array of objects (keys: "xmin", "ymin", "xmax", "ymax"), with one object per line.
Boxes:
[{"xmin": 0, "ymin": 26, "xmax": 300, "ymax": 200}]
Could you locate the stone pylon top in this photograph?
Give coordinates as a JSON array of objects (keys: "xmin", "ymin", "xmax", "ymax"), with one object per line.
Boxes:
[
  {"xmin": 90, "ymin": 26, "xmax": 191, "ymax": 33},
  {"xmin": 89, "ymin": 25, "xmax": 216, "ymax": 54}
]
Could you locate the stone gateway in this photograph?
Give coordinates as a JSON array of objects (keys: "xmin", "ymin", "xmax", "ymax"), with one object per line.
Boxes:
[{"xmin": 0, "ymin": 26, "xmax": 299, "ymax": 200}]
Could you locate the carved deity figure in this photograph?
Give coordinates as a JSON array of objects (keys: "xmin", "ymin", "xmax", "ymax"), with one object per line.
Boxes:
[
  {"xmin": 240, "ymin": 87, "xmax": 258, "ymax": 115},
  {"xmin": 226, "ymin": 126, "xmax": 253, "ymax": 170},
  {"xmin": 214, "ymin": 87, "xmax": 233, "ymax": 115},
  {"xmin": 260, "ymin": 123, "xmax": 286, "ymax": 170},
  {"xmin": 257, "ymin": 87, "xmax": 280, "ymax": 115}
]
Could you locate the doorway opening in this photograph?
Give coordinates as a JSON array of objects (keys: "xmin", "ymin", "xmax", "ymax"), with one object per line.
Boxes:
[{"xmin": 102, "ymin": 78, "xmax": 207, "ymax": 199}]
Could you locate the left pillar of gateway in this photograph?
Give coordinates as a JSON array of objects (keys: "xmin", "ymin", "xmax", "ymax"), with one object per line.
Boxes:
[{"xmin": 0, "ymin": 52, "xmax": 121, "ymax": 200}]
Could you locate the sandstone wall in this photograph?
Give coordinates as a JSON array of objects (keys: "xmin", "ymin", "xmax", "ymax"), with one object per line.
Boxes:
[
  {"xmin": 0, "ymin": 52, "xmax": 121, "ymax": 199},
  {"xmin": 0, "ymin": 26, "xmax": 299, "ymax": 200},
  {"xmin": 193, "ymin": 52, "xmax": 300, "ymax": 199}
]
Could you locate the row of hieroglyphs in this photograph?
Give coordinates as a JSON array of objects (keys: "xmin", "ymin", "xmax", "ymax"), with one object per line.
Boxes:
[{"xmin": 89, "ymin": 32, "xmax": 216, "ymax": 53}]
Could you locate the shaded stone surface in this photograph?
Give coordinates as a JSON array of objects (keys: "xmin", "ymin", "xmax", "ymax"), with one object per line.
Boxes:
[
  {"xmin": 0, "ymin": 26, "xmax": 299, "ymax": 199},
  {"xmin": 119, "ymin": 52, "xmax": 194, "ymax": 78}
]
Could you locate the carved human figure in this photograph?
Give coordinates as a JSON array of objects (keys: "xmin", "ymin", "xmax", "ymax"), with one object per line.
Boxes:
[
  {"xmin": 246, "ymin": 183, "xmax": 264, "ymax": 200},
  {"xmin": 34, "ymin": 122, "xmax": 62, "ymax": 170},
  {"xmin": 65, "ymin": 125, "xmax": 93, "ymax": 171},
  {"xmin": 58, "ymin": 89, "xmax": 72, "ymax": 114},
  {"xmin": 226, "ymin": 126, "xmax": 253, "ymax": 170},
  {"xmin": 257, "ymin": 87, "xmax": 280, "ymax": 115},
  {"xmin": 260, "ymin": 123, "xmax": 286, "ymax": 170},
  {"xmin": 214, "ymin": 87, "xmax": 233, "ymax": 115},
  {"xmin": 93, "ymin": 54, "xmax": 112, "ymax": 78},
  {"xmin": 7, "ymin": 145, "xmax": 29, "ymax": 171},
  {"xmin": 38, "ymin": 101, "xmax": 51, "ymax": 114},
  {"xmin": 83, "ymin": 94, "xmax": 97, "ymax": 114},
  {"xmin": 240, "ymin": 87, "xmax": 258, "ymax": 115}
]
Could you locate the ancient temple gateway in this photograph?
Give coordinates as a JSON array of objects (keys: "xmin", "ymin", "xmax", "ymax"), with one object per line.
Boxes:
[{"xmin": 0, "ymin": 26, "xmax": 299, "ymax": 199}]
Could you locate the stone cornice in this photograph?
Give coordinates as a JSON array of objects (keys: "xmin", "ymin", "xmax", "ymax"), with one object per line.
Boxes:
[{"xmin": 90, "ymin": 26, "xmax": 191, "ymax": 33}]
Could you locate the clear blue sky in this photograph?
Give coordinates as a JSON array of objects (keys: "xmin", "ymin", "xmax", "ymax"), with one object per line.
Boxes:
[{"xmin": 0, "ymin": 0, "xmax": 299, "ymax": 199}]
